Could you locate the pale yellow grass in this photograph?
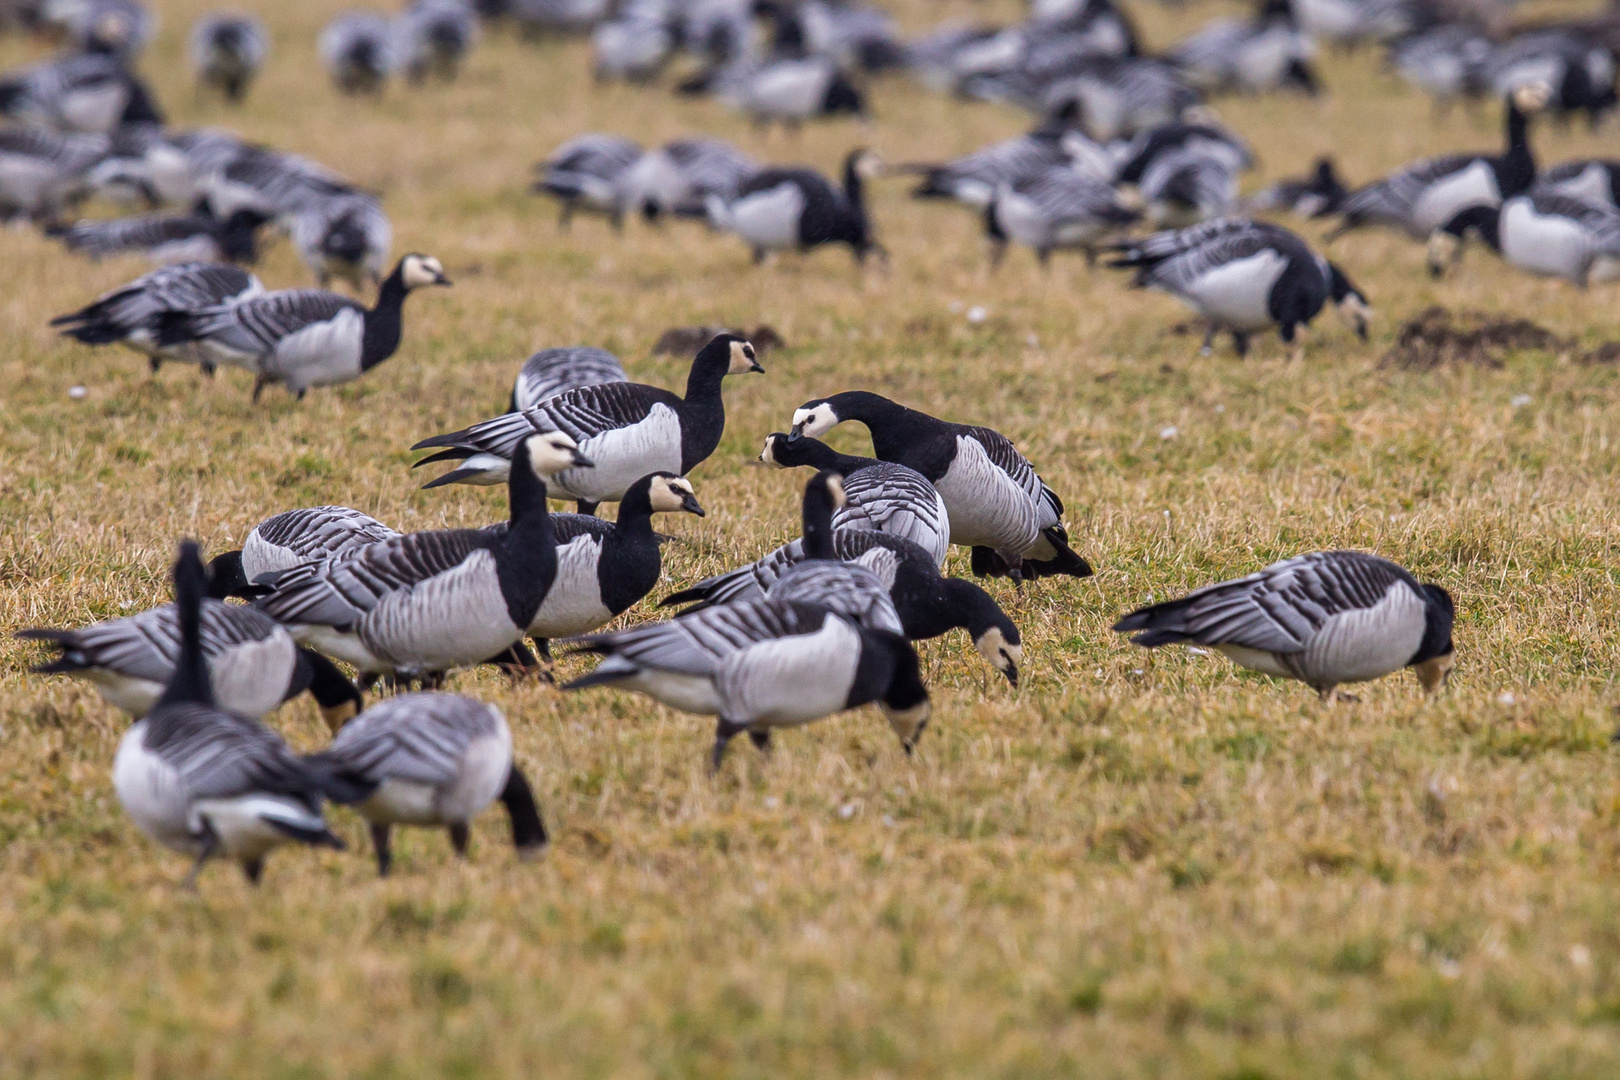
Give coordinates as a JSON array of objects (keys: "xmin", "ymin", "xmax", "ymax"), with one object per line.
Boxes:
[{"xmin": 4, "ymin": 0, "xmax": 1620, "ymax": 1076}]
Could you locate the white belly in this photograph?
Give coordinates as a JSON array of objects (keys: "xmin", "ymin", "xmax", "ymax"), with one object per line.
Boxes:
[
  {"xmin": 1178, "ymin": 250, "xmax": 1289, "ymax": 330},
  {"xmin": 714, "ymin": 622, "xmax": 859, "ymax": 727},
  {"xmin": 60, "ymin": 85, "xmax": 127, "ymax": 133},
  {"xmin": 747, "ymin": 62, "xmax": 827, "ymax": 119},
  {"xmin": 551, "ymin": 403, "xmax": 683, "ymax": 503},
  {"xmin": 1501, "ymin": 200, "xmax": 1594, "ymax": 281},
  {"xmin": 114, "ymin": 724, "xmax": 200, "ymax": 854},
  {"xmin": 728, "ymin": 183, "xmax": 805, "ymax": 251},
  {"xmin": 266, "ymin": 308, "xmax": 365, "ymax": 390},
  {"xmin": 358, "ymin": 551, "xmax": 520, "ymax": 674},
  {"xmin": 528, "ymin": 536, "xmax": 613, "ymax": 637},
  {"xmin": 189, "ymin": 794, "xmax": 325, "ymax": 861},
  {"xmin": 87, "ymin": 669, "xmax": 166, "ymax": 716},
  {"xmin": 293, "ymin": 624, "xmax": 385, "ymax": 672},
  {"xmin": 617, "ymin": 669, "xmax": 723, "ymax": 715}
]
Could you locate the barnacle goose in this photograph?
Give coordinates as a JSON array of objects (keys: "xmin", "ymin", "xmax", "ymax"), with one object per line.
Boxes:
[
  {"xmin": 189, "ymin": 13, "xmax": 268, "ymax": 102},
  {"xmin": 661, "ymin": 528, "xmax": 1024, "ymax": 686},
  {"xmin": 1113, "ymin": 550, "xmax": 1455, "ymax": 701},
  {"xmin": 46, "ymin": 203, "xmax": 271, "ymax": 265},
  {"xmin": 615, "ymin": 138, "xmax": 757, "ymax": 223},
  {"xmin": 155, "ymin": 252, "xmax": 450, "ymax": 400},
  {"xmin": 47, "ymin": 0, "xmax": 155, "ymax": 57},
  {"xmin": 206, "ymin": 505, "xmax": 400, "ymax": 599},
  {"xmin": 0, "ymin": 51, "xmax": 164, "ymax": 133},
  {"xmin": 759, "ymin": 431, "xmax": 950, "ymax": 567},
  {"xmin": 1107, "ymin": 218, "xmax": 1369, "ymax": 356},
  {"xmin": 1325, "ymin": 84, "xmax": 1547, "ymax": 242},
  {"xmin": 256, "ymin": 433, "xmax": 592, "ymax": 687},
  {"xmin": 1167, "ymin": 0, "xmax": 1319, "ymax": 96},
  {"xmin": 395, "ymin": 0, "xmax": 478, "ymax": 84},
  {"xmin": 901, "ymin": 110, "xmax": 1114, "ymax": 211},
  {"xmin": 1536, "ymin": 159, "xmax": 1620, "ymax": 212},
  {"xmin": 985, "ymin": 166, "xmax": 1140, "ymax": 266},
  {"xmin": 1244, "ymin": 157, "xmax": 1346, "ymax": 218},
  {"xmin": 787, "ymin": 391, "xmax": 1092, "ymax": 582},
  {"xmin": 1388, "ymin": 26, "xmax": 1492, "ymax": 108},
  {"xmin": 1483, "ymin": 30, "xmax": 1617, "ymax": 127},
  {"xmin": 1039, "ymin": 58, "xmax": 1200, "ymax": 142},
  {"xmin": 1428, "ymin": 192, "xmax": 1620, "ymax": 286},
  {"xmin": 320, "ymin": 12, "xmax": 394, "ymax": 94},
  {"xmin": 51, "ymin": 261, "xmax": 262, "ymax": 374},
  {"xmin": 289, "ymin": 192, "xmax": 392, "ymax": 288},
  {"xmin": 532, "ymin": 134, "xmax": 643, "ymax": 230},
  {"xmin": 592, "ymin": 9, "xmax": 675, "ymax": 82},
  {"xmin": 0, "ymin": 128, "xmax": 108, "ymax": 221},
  {"xmin": 511, "ymin": 345, "xmax": 627, "ymax": 412},
  {"xmin": 511, "ymin": 0, "xmax": 609, "ymax": 36},
  {"xmin": 411, "ymin": 334, "xmax": 761, "ymax": 511},
  {"xmin": 1112, "ymin": 120, "xmax": 1254, "ymax": 188},
  {"xmin": 563, "ymin": 598, "xmax": 931, "ymax": 767},
  {"xmin": 1294, "ymin": 0, "xmax": 1411, "ymax": 48},
  {"xmin": 1139, "ymin": 148, "xmax": 1240, "ymax": 226},
  {"xmin": 706, "ymin": 148, "xmax": 882, "ymax": 264},
  {"xmin": 727, "ymin": 55, "xmax": 866, "ymax": 128},
  {"xmin": 112, "ymin": 542, "xmax": 355, "ymax": 887},
  {"xmin": 206, "ymin": 145, "xmax": 351, "ymax": 220},
  {"xmin": 307, "ymin": 693, "xmax": 547, "ymax": 876}
]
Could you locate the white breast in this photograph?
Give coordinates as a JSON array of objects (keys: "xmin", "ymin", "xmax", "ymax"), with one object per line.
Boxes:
[
  {"xmin": 436, "ymin": 731, "xmax": 512, "ymax": 823},
  {"xmin": 358, "ymin": 549, "xmax": 521, "ymax": 675},
  {"xmin": 1501, "ymin": 199, "xmax": 1595, "ymax": 280},
  {"xmin": 552, "ymin": 402, "xmax": 684, "ymax": 504},
  {"xmin": 113, "ymin": 723, "xmax": 200, "ymax": 855},
  {"xmin": 209, "ymin": 629, "xmax": 298, "ymax": 718},
  {"xmin": 1178, "ymin": 249, "xmax": 1289, "ymax": 330},
  {"xmin": 933, "ymin": 437, "xmax": 1040, "ymax": 556},
  {"xmin": 266, "ymin": 307, "xmax": 365, "ymax": 390},
  {"xmin": 1546, "ymin": 164, "xmax": 1612, "ymax": 208},
  {"xmin": 727, "ymin": 182, "xmax": 806, "ymax": 251},
  {"xmin": 997, "ymin": 190, "xmax": 1051, "ymax": 247},
  {"xmin": 528, "ymin": 535, "xmax": 613, "ymax": 637},
  {"xmin": 60, "ymin": 85, "xmax": 127, "ymax": 133},
  {"xmin": 1410, "ymin": 159, "xmax": 1498, "ymax": 235},
  {"xmin": 1290, "ymin": 583, "xmax": 1426, "ymax": 687},
  {"xmin": 714, "ymin": 619, "xmax": 861, "ymax": 727},
  {"xmin": 747, "ymin": 61, "xmax": 829, "ymax": 119},
  {"xmin": 292, "ymin": 624, "xmax": 384, "ymax": 673}
]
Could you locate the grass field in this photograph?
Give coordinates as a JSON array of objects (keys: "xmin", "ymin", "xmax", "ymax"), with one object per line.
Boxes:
[{"xmin": 5, "ymin": 0, "xmax": 1620, "ymax": 1075}]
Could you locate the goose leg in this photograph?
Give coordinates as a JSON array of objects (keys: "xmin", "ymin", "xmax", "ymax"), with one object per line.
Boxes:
[
  {"xmin": 1231, "ymin": 330, "xmax": 1250, "ymax": 358},
  {"xmin": 148, "ymin": 356, "xmax": 162, "ymax": 374},
  {"xmin": 1200, "ymin": 324, "xmax": 1216, "ymax": 356},
  {"xmin": 201, "ymin": 362, "xmax": 216, "ymax": 378},
  {"xmin": 251, "ymin": 373, "xmax": 270, "ymax": 402},
  {"xmin": 748, "ymin": 729, "xmax": 772, "ymax": 754},
  {"xmin": 711, "ymin": 718, "xmax": 748, "ymax": 772},
  {"xmin": 575, "ymin": 500, "xmax": 598, "ymax": 516},
  {"xmin": 448, "ymin": 823, "xmax": 470, "ymax": 858},
  {"xmin": 371, "ymin": 823, "xmax": 393, "ymax": 877},
  {"xmin": 558, "ymin": 204, "xmax": 573, "ymax": 232},
  {"xmin": 181, "ymin": 826, "xmax": 220, "ymax": 890},
  {"xmin": 241, "ymin": 858, "xmax": 265, "ymax": 886}
]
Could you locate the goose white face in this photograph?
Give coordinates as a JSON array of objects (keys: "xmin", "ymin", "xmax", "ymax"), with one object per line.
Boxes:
[
  {"xmin": 790, "ymin": 403, "xmax": 838, "ymax": 440},
  {"xmin": 727, "ymin": 340, "xmax": 761, "ymax": 375},
  {"xmin": 401, "ymin": 254, "xmax": 451, "ymax": 290},
  {"xmin": 974, "ymin": 627, "xmax": 1022, "ymax": 687},
  {"xmin": 824, "ymin": 473, "xmax": 846, "ymax": 509},
  {"xmin": 649, "ymin": 475, "xmax": 704, "ymax": 516},
  {"xmin": 758, "ymin": 434, "xmax": 786, "ymax": 467},
  {"xmin": 525, "ymin": 431, "xmax": 587, "ymax": 477},
  {"xmin": 1512, "ymin": 80, "xmax": 1551, "ymax": 113},
  {"xmin": 1413, "ymin": 650, "xmax": 1455, "ymax": 693},
  {"xmin": 883, "ymin": 700, "xmax": 931, "ymax": 750}
]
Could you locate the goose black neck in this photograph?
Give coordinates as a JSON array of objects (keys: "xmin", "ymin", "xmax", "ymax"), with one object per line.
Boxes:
[
  {"xmin": 878, "ymin": 635, "xmax": 929, "ymax": 712},
  {"xmin": 204, "ymin": 550, "xmax": 248, "ymax": 599},
  {"xmin": 679, "ymin": 340, "xmax": 737, "ymax": 457},
  {"xmin": 360, "ymin": 265, "xmax": 411, "ymax": 371},
  {"xmin": 505, "ymin": 443, "xmax": 555, "ymax": 536},
  {"xmin": 903, "ymin": 575, "xmax": 996, "ymax": 641},
  {"xmin": 302, "ymin": 648, "xmax": 363, "ymax": 710},
  {"xmin": 829, "ymin": 392, "xmax": 920, "ymax": 460},
  {"xmin": 843, "ymin": 152, "xmax": 867, "ymax": 211},
  {"xmin": 1411, "ymin": 584, "xmax": 1455, "ymax": 665},
  {"xmin": 1500, "ymin": 100, "xmax": 1536, "ymax": 197},
  {"xmin": 157, "ymin": 542, "xmax": 214, "ymax": 709},
  {"xmin": 614, "ymin": 480, "xmax": 659, "ymax": 538},
  {"xmin": 801, "ymin": 474, "xmax": 840, "ymax": 560},
  {"xmin": 500, "ymin": 766, "xmax": 549, "ymax": 850},
  {"xmin": 775, "ymin": 435, "xmax": 876, "ymax": 474}
]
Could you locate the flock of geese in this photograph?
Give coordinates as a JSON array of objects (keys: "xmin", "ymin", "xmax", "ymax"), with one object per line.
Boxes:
[{"xmin": 15, "ymin": 0, "xmax": 1611, "ymax": 885}]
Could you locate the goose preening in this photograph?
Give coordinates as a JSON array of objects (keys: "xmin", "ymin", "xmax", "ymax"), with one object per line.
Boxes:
[
  {"xmin": 319, "ymin": 12, "xmax": 394, "ymax": 94},
  {"xmin": 1244, "ymin": 157, "xmax": 1346, "ymax": 218},
  {"xmin": 306, "ymin": 692, "xmax": 547, "ymax": 876},
  {"xmin": 111, "ymin": 542, "xmax": 356, "ymax": 887},
  {"xmin": 289, "ymin": 192, "xmax": 392, "ymax": 289},
  {"xmin": 1106, "ymin": 218, "xmax": 1369, "ymax": 357},
  {"xmin": 510, "ymin": 346, "xmax": 627, "ymax": 412},
  {"xmin": 706, "ymin": 148, "xmax": 883, "ymax": 264},
  {"xmin": 155, "ymin": 252, "xmax": 450, "ymax": 400},
  {"xmin": 412, "ymin": 334, "xmax": 761, "ymax": 512},
  {"xmin": 786, "ymin": 391, "xmax": 1091, "ymax": 582},
  {"xmin": 563, "ymin": 598, "xmax": 931, "ymax": 768},
  {"xmin": 45, "ymin": 204, "xmax": 271, "ymax": 265},
  {"xmin": 1112, "ymin": 550, "xmax": 1456, "ymax": 701},
  {"xmin": 1428, "ymin": 192, "xmax": 1620, "ymax": 286},
  {"xmin": 206, "ymin": 505, "xmax": 401, "ymax": 599},
  {"xmin": 51, "ymin": 261, "xmax": 262, "ymax": 374},
  {"xmin": 256, "ymin": 433, "xmax": 592, "ymax": 687},
  {"xmin": 395, "ymin": 0, "xmax": 479, "ymax": 83},
  {"xmin": 188, "ymin": 13, "xmax": 269, "ymax": 102},
  {"xmin": 533, "ymin": 133, "xmax": 643, "ymax": 230},
  {"xmin": 759, "ymin": 431, "xmax": 950, "ymax": 567},
  {"xmin": 985, "ymin": 167, "xmax": 1140, "ymax": 266},
  {"xmin": 0, "ymin": 127, "xmax": 108, "ymax": 221},
  {"xmin": 0, "ymin": 52, "xmax": 164, "ymax": 134},
  {"xmin": 1324, "ymin": 84, "xmax": 1548, "ymax": 242}
]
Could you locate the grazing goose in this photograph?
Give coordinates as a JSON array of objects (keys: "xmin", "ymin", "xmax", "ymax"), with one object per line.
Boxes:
[
  {"xmin": 411, "ymin": 334, "xmax": 761, "ymax": 511},
  {"xmin": 1244, "ymin": 157, "xmax": 1346, "ymax": 218},
  {"xmin": 45, "ymin": 204, "xmax": 270, "ymax": 265},
  {"xmin": 728, "ymin": 56, "xmax": 866, "ymax": 128},
  {"xmin": 563, "ymin": 598, "xmax": 931, "ymax": 767},
  {"xmin": 592, "ymin": 11, "xmax": 675, "ymax": 82},
  {"xmin": 1536, "ymin": 159, "xmax": 1620, "ymax": 212},
  {"xmin": 155, "ymin": 252, "xmax": 450, "ymax": 400},
  {"xmin": 1428, "ymin": 193, "xmax": 1620, "ymax": 286},
  {"xmin": 394, "ymin": 0, "xmax": 478, "ymax": 83},
  {"xmin": 0, "ymin": 52, "xmax": 164, "ymax": 133},
  {"xmin": 1106, "ymin": 218, "xmax": 1369, "ymax": 356},
  {"xmin": 112, "ymin": 541, "xmax": 354, "ymax": 887},
  {"xmin": 51, "ymin": 261, "xmax": 262, "ymax": 374},
  {"xmin": 661, "ymin": 528, "xmax": 1024, "ymax": 686},
  {"xmin": 207, "ymin": 146, "xmax": 352, "ymax": 220},
  {"xmin": 902, "ymin": 127, "xmax": 1078, "ymax": 210},
  {"xmin": 319, "ymin": 12, "xmax": 394, "ymax": 94},
  {"xmin": 1167, "ymin": 0, "xmax": 1319, "ymax": 96},
  {"xmin": 510, "ymin": 346, "xmax": 627, "ymax": 412},
  {"xmin": 758, "ymin": 431, "xmax": 950, "ymax": 567},
  {"xmin": 1039, "ymin": 58, "xmax": 1200, "ymax": 143},
  {"xmin": 706, "ymin": 148, "xmax": 882, "ymax": 264},
  {"xmin": 256, "ymin": 433, "xmax": 592, "ymax": 687},
  {"xmin": 615, "ymin": 137, "xmax": 757, "ymax": 222},
  {"xmin": 1112, "ymin": 550, "xmax": 1455, "ymax": 701},
  {"xmin": 1112, "ymin": 121, "xmax": 1253, "ymax": 188},
  {"xmin": 51, "ymin": 0, "xmax": 155, "ymax": 58},
  {"xmin": 189, "ymin": 13, "xmax": 269, "ymax": 102},
  {"xmin": 1483, "ymin": 30, "xmax": 1617, "ymax": 127},
  {"xmin": 205, "ymin": 505, "xmax": 400, "ymax": 598},
  {"xmin": 18, "ymin": 599, "xmax": 363, "ymax": 728},
  {"xmin": 1325, "ymin": 84, "xmax": 1547, "ymax": 241},
  {"xmin": 1138, "ymin": 148, "xmax": 1240, "ymax": 226},
  {"xmin": 0, "ymin": 127, "xmax": 107, "ymax": 221},
  {"xmin": 1388, "ymin": 26, "xmax": 1492, "ymax": 108},
  {"xmin": 307, "ymin": 692, "xmax": 547, "ymax": 876},
  {"xmin": 288, "ymin": 192, "xmax": 392, "ymax": 288},
  {"xmin": 786, "ymin": 391, "xmax": 1092, "ymax": 582},
  {"xmin": 985, "ymin": 166, "xmax": 1140, "ymax": 266},
  {"xmin": 532, "ymin": 134, "xmax": 643, "ymax": 230}
]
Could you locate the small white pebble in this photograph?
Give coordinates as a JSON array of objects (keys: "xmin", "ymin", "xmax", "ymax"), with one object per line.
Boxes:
[
  {"xmin": 1498, "ymin": 693, "xmax": 1516, "ymax": 706},
  {"xmin": 1571, "ymin": 944, "xmax": 1592, "ymax": 969},
  {"xmin": 119, "ymin": 599, "xmax": 136, "ymax": 611},
  {"xmin": 763, "ymin": 796, "xmax": 780, "ymax": 810},
  {"xmin": 881, "ymin": 814, "xmax": 896, "ymax": 828},
  {"xmin": 1214, "ymin": 403, "xmax": 1226, "ymax": 414},
  {"xmin": 838, "ymin": 802, "xmax": 857, "ymax": 820},
  {"xmin": 1026, "ymin": 332, "xmax": 1039, "ymax": 347},
  {"xmin": 68, "ymin": 385, "xmax": 87, "ymax": 400},
  {"xmin": 1159, "ymin": 426, "xmax": 1178, "ymax": 440},
  {"xmin": 1510, "ymin": 394, "xmax": 1533, "ymax": 408},
  {"xmin": 1131, "ymin": 669, "xmax": 1145, "ymax": 676},
  {"xmin": 1094, "ymin": 668, "xmax": 1104, "ymax": 678},
  {"xmin": 966, "ymin": 305, "xmax": 987, "ymax": 324},
  {"xmin": 1435, "ymin": 958, "xmax": 1462, "ymax": 980}
]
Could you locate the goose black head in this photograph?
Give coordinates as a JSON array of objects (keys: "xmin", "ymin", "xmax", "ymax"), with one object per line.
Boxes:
[
  {"xmin": 1325, "ymin": 263, "xmax": 1370, "ymax": 340},
  {"xmin": 948, "ymin": 579, "xmax": 1023, "ymax": 688},
  {"xmin": 758, "ymin": 431, "xmax": 826, "ymax": 468},
  {"xmin": 1411, "ymin": 584, "xmax": 1455, "ymax": 694},
  {"xmin": 1426, "ymin": 205, "xmax": 1501, "ymax": 278},
  {"xmin": 869, "ymin": 631, "xmax": 930, "ymax": 753},
  {"xmin": 801, "ymin": 470, "xmax": 845, "ymax": 558},
  {"xmin": 202, "ymin": 549, "xmax": 271, "ymax": 600},
  {"xmin": 501, "ymin": 765, "xmax": 550, "ymax": 859},
  {"xmin": 398, "ymin": 253, "xmax": 452, "ymax": 289},
  {"xmin": 645, "ymin": 472, "xmax": 705, "ymax": 517},
  {"xmin": 694, "ymin": 333, "xmax": 763, "ymax": 376}
]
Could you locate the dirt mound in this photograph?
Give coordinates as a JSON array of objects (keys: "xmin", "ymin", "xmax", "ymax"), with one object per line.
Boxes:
[{"xmin": 1381, "ymin": 307, "xmax": 1570, "ymax": 370}]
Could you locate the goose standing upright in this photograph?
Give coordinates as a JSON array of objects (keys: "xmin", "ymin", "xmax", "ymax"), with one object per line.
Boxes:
[
  {"xmin": 707, "ymin": 148, "xmax": 883, "ymax": 264},
  {"xmin": 1112, "ymin": 550, "xmax": 1455, "ymax": 701},
  {"xmin": 411, "ymin": 334, "xmax": 761, "ymax": 512},
  {"xmin": 189, "ymin": 13, "xmax": 269, "ymax": 102},
  {"xmin": 786, "ymin": 391, "xmax": 1092, "ymax": 582},
  {"xmin": 111, "ymin": 541, "xmax": 355, "ymax": 886},
  {"xmin": 51, "ymin": 261, "xmax": 262, "ymax": 374},
  {"xmin": 155, "ymin": 252, "xmax": 451, "ymax": 400}
]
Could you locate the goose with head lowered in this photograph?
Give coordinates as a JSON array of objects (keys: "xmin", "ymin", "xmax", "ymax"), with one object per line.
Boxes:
[
  {"xmin": 111, "ymin": 541, "xmax": 358, "ymax": 887},
  {"xmin": 984, "ymin": 166, "xmax": 1141, "ymax": 267},
  {"xmin": 46, "ymin": 203, "xmax": 272, "ymax": 266},
  {"xmin": 1105, "ymin": 217, "xmax": 1369, "ymax": 357},
  {"xmin": 189, "ymin": 13, "xmax": 269, "ymax": 102},
  {"xmin": 758, "ymin": 431, "xmax": 950, "ymax": 567},
  {"xmin": 307, "ymin": 692, "xmax": 547, "ymax": 876},
  {"xmin": 706, "ymin": 149, "xmax": 884, "ymax": 265},
  {"xmin": 411, "ymin": 334, "xmax": 761, "ymax": 514},
  {"xmin": 1113, "ymin": 550, "xmax": 1455, "ymax": 702},
  {"xmin": 205, "ymin": 505, "xmax": 401, "ymax": 599},
  {"xmin": 255, "ymin": 432, "xmax": 592, "ymax": 688},
  {"xmin": 563, "ymin": 597, "xmax": 931, "ymax": 769},
  {"xmin": 1428, "ymin": 191, "xmax": 1620, "ymax": 286},
  {"xmin": 154, "ymin": 252, "xmax": 451, "ymax": 401},
  {"xmin": 787, "ymin": 391, "xmax": 1092, "ymax": 583},
  {"xmin": 51, "ymin": 261, "xmax": 262, "ymax": 375}
]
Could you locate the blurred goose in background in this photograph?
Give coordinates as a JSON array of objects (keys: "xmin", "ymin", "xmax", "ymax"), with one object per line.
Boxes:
[
  {"xmin": 46, "ymin": 0, "xmax": 155, "ymax": 57},
  {"xmin": 1139, "ymin": 148, "xmax": 1240, "ymax": 226},
  {"xmin": 787, "ymin": 391, "xmax": 1091, "ymax": 582},
  {"xmin": 395, "ymin": 0, "xmax": 479, "ymax": 83},
  {"xmin": 1388, "ymin": 26, "xmax": 1493, "ymax": 109},
  {"xmin": 986, "ymin": 166, "xmax": 1141, "ymax": 265},
  {"xmin": 111, "ymin": 542, "xmax": 355, "ymax": 887},
  {"xmin": 563, "ymin": 597, "xmax": 931, "ymax": 768},
  {"xmin": 46, "ymin": 203, "xmax": 271, "ymax": 265},
  {"xmin": 188, "ymin": 13, "xmax": 268, "ymax": 102},
  {"xmin": 1107, "ymin": 218, "xmax": 1369, "ymax": 356},
  {"xmin": 724, "ymin": 55, "xmax": 866, "ymax": 128},
  {"xmin": 899, "ymin": 107, "xmax": 1116, "ymax": 210},
  {"xmin": 289, "ymin": 191, "xmax": 392, "ymax": 288},
  {"xmin": 1291, "ymin": 0, "xmax": 1413, "ymax": 48},
  {"xmin": 155, "ymin": 252, "xmax": 450, "ymax": 400},
  {"xmin": 206, "ymin": 505, "xmax": 400, "ymax": 598},
  {"xmin": 256, "ymin": 433, "xmax": 592, "ymax": 688},
  {"xmin": 307, "ymin": 693, "xmax": 547, "ymax": 876},
  {"xmin": 706, "ymin": 148, "xmax": 882, "ymax": 264},
  {"xmin": 532, "ymin": 133, "xmax": 644, "ymax": 230},
  {"xmin": 319, "ymin": 11, "xmax": 394, "ymax": 94},
  {"xmin": 1537, "ymin": 159, "xmax": 1620, "ymax": 211},
  {"xmin": 0, "ymin": 127, "xmax": 112, "ymax": 221},
  {"xmin": 1113, "ymin": 550, "xmax": 1456, "ymax": 701},
  {"xmin": 1482, "ymin": 29, "xmax": 1617, "ymax": 127},
  {"xmin": 1112, "ymin": 120, "xmax": 1253, "ymax": 187},
  {"xmin": 207, "ymin": 146, "xmax": 352, "ymax": 220},
  {"xmin": 51, "ymin": 261, "xmax": 262, "ymax": 374},
  {"xmin": 759, "ymin": 431, "xmax": 950, "ymax": 567},
  {"xmin": 592, "ymin": 5, "xmax": 676, "ymax": 82},
  {"xmin": 1429, "ymin": 191, "xmax": 1620, "ymax": 285},
  {"xmin": 510, "ymin": 346, "xmax": 627, "ymax": 412},
  {"xmin": 0, "ymin": 51, "xmax": 164, "ymax": 133},
  {"xmin": 1168, "ymin": 0, "xmax": 1320, "ymax": 96},
  {"xmin": 413, "ymin": 334, "xmax": 762, "ymax": 512},
  {"xmin": 1244, "ymin": 157, "xmax": 1347, "ymax": 218},
  {"xmin": 1036, "ymin": 58, "xmax": 1199, "ymax": 142},
  {"xmin": 512, "ymin": 0, "xmax": 610, "ymax": 37},
  {"xmin": 615, "ymin": 137, "xmax": 757, "ymax": 222}
]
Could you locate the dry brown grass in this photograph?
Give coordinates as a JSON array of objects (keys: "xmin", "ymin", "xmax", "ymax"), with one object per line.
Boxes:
[{"xmin": 5, "ymin": 0, "xmax": 1620, "ymax": 1076}]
